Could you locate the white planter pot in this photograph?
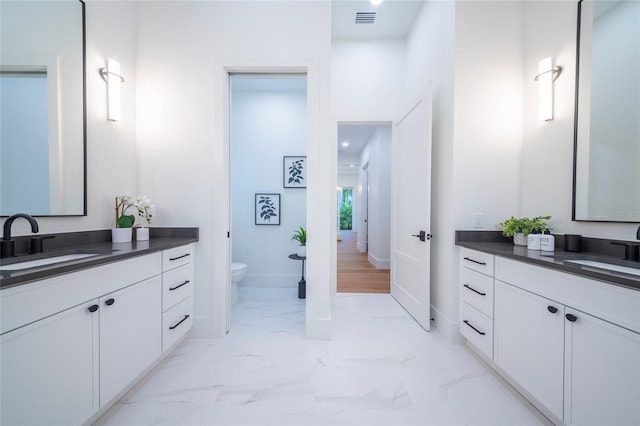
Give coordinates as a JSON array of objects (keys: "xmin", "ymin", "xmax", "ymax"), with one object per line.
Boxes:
[
  {"xmin": 513, "ymin": 233, "xmax": 527, "ymax": 246},
  {"xmin": 111, "ymin": 227, "xmax": 132, "ymax": 243},
  {"xmin": 136, "ymin": 227, "xmax": 150, "ymax": 241},
  {"xmin": 297, "ymin": 245, "xmax": 306, "ymax": 257}
]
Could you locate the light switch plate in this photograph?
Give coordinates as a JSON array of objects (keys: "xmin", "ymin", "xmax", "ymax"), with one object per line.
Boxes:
[{"xmin": 472, "ymin": 212, "xmax": 483, "ymax": 228}]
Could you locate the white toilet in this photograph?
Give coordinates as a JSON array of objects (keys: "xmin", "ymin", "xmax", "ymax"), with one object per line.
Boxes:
[{"xmin": 231, "ymin": 262, "xmax": 248, "ymax": 305}]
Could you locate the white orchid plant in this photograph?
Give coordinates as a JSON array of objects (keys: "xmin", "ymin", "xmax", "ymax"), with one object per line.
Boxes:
[
  {"xmin": 134, "ymin": 195, "xmax": 155, "ymax": 226},
  {"xmin": 115, "ymin": 193, "xmax": 155, "ymax": 228}
]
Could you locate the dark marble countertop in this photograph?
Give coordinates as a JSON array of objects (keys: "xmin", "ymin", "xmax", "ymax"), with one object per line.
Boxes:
[
  {"xmin": 0, "ymin": 228, "xmax": 198, "ymax": 290},
  {"xmin": 456, "ymin": 231, "xmax": 640, "ymax": 292}
]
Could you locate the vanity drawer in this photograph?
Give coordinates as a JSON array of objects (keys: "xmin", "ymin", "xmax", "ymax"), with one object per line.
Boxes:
[
  {"xmin": 461, "ymin": 302, "xmax": 493, "ymax": 359},
  {"xmin": 162, "ymin": 297, "xmax": 193, "ymax": 352},
  {"xmin": 162, "ymin": 264, "xmax": 193, "ymax": 312},
  {"xmin": 461, "ymin": 267, "xmax": 494, "ymax": 317},
  {"xmin": 162, "ymin": 245, "xmax": 193, "ymax": 272},
  {"xmin": 461, "ymin": 249, "xmax": 494, "ymax": 276}
]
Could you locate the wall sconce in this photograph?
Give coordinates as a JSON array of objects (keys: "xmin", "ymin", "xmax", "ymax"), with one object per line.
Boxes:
[
  {"xmin": 534, "ymin": 57, "xmax": 562, "ymax": 121},
  {"xmin": 99, "ymin": 59, "xmax": 125, "ymax": 122}
]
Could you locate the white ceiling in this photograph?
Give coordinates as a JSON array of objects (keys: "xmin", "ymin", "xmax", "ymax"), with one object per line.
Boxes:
[{"xmin": 332, "ymin": 0, "xmax": 425, "ymax": 41}]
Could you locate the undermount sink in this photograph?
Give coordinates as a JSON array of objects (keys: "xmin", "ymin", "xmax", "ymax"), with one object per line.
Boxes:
[
  {"xmin": 0, "ymin": 253, "xmax": 99, "ymax": 271},
  {"xmin": 566, "ymin": 259, "xmax": 640, "ymax": 277}
]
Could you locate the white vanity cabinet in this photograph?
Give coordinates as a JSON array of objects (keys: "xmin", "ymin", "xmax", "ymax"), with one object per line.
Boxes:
[
  {"xmin": 161, "ymin": 244, "xmax": 194, "ymax": 351},
  {"xmin": 0, "ymin": 244, "xmax": 195, "ymax": 426},
  {"xmin": 492, "ymin": 256, "xmax": 640, "ymax": 425},
  {"xmin": 459, "ymin": 249, "xmax": 495, "ymax": 359}
]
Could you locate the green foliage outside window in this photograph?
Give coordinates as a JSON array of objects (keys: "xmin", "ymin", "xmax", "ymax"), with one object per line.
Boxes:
[{"xmin": 339, "ymin": 188, "xmax": 353, "ymax": 230}]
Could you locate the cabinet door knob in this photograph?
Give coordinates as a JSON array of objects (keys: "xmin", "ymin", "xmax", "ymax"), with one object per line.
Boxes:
[
  {"xmin": 547, "ymin": 305, "xmax": 558, "ymax": 314},
  {"xmin": 88, "ymin": 304, "xmax": 99, "ymax": 313},
  {"xmin": 566, "ymin": 313, "xmax": 578, "ymax": 322},
  {"xmin": 105, "ymin": 298, "xmax": 115, "ymax": 306}
]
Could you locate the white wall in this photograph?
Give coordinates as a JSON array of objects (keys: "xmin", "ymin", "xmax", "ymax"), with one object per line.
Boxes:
[
  {"xmin": 2, "ymin": 1, "xmax": 138, "ymax": 236},
  {"xmin": 135, "ymin": 1, "xmax": 333, "ymax": 339},
  {"xmin": 521, "ymin": 1, "xmax": 638, "ymax": 240},
  {"xmin": 231, "ymin": 87, "xmax": 307, "ymax": 287},
  {"xmin": 520, "ymin": 1, "xmax": 638, "ymax": 241},
  {"xmin": 332, "ymin": 40, "xmax": 404, "ymax": 121},
  {"xmin": 357, "ymin": 126, "xmax": 391, "ymax": 269}
]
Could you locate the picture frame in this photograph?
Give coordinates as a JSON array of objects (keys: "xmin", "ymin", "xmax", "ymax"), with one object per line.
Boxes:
[
  {"xmin": 283, "ymin": 156, "xmax": 307, "ymax": 188},
  {"xmin": 255, "ymin": 193, "xmax": 281, "ymax": 225}
]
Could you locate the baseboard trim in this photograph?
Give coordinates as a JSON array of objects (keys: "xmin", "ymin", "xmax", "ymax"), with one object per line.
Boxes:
[
  {"xmin": 239, "ymin": 274, "xmax": 298, "ymax": 288},
  {"xmin": 368, "ymin": 253, "xmax": 390, "ymax": 269},
  {"xmin": 430, "ymin": 305, "xmax": 462, "ymax": 344}
]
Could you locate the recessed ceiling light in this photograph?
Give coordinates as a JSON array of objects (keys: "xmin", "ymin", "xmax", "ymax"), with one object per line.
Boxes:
[
  {"xmin": 342, "ymin": 141, "xmax": 350, "ymax": 147},
  {"xmin": 371, "ymin": 0, "xmax": 383, "ymax": 5},
  {"xmin": 350, "ymin": 164, "xmax": 355, "ymax": 168}
]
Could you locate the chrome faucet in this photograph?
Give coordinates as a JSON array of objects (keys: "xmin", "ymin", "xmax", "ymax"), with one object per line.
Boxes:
[{"xmin": 1, "ymin": 213, "xmax": 39, "ymax": 258}]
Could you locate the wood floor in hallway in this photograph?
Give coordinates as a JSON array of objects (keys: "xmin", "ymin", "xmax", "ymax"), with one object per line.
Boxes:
[{"xmin": 337, "ymin": 231, "xmax": 390, "ymax": 293}]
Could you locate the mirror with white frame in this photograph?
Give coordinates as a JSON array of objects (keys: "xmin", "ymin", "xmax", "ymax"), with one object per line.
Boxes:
[
  {"xmin": 573, "ymin": 0, "xmax": 640, "ymax": 222},
  {"xmin": 0, "ymin": 0, "xmax": 86, "ymax": 216}
]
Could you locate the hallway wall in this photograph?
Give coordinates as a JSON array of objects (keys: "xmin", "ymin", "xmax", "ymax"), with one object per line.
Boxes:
[{"xmin": 357, "ymin": 126, "xmax": 391, "ymax": 269}]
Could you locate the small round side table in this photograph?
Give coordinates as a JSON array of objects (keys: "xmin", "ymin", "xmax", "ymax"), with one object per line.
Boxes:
[{"xmin": 288, "ymin": 253, "xmax": 306, "ymax": 299}]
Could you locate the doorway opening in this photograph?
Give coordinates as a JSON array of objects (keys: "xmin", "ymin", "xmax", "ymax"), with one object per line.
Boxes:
[
  {"xmin": 229, "ymin": 73, "xmax": 308, "ymax": 331},
  {"xmin": 336, "ymin": 122, "xmax": 391, "ymax": 294}
]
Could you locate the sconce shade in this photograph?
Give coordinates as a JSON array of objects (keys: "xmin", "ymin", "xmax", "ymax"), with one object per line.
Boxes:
[
  {"xmin": 535, "ymin": 57, "xmax": 562, "ymax": 122},
  {"xmin": 100, "ymin": 58, "xmax": 124, "ymax": 121}
]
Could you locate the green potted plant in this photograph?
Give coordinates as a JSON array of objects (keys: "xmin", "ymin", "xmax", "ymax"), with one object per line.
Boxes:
[
  {"xmin": 291, "ymin": 226, "xmax": 307, "ymax": 257},
  {"xmin": 112, "ymin": 194, "xmax": 136, "ymax": 243},
  {"xmin": 498, "ymin": 215, "xmax": 551, "ymax": 246}
]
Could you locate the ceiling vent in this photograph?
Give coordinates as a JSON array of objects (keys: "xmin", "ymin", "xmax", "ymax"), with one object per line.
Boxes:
[{"xmin": 355, "ymin": 11, "xmax": 376, "ymax": 24}]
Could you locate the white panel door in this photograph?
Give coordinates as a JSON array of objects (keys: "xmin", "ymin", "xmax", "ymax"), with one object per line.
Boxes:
[
  {"xmin": 494, "ymin": 281, "xmax": 565, "ymax": 420},
  {"xmin": 390, "ymin": 86, "xmax": 432, "ymax": 330},
  {"xmin": 0, "ymin": 301, "xmax": 99, "ymax": 425}
]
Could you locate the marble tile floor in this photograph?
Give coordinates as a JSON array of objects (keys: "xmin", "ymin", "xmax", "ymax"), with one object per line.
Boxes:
[{"xmin": 95, "ymin": 288, "xmax": 549, "ymax": 426}]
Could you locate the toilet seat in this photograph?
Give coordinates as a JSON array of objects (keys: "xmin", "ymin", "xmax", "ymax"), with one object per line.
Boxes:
[{"xmin": 232, "ymin": 262, "xmax": 247, "ymax": 274}]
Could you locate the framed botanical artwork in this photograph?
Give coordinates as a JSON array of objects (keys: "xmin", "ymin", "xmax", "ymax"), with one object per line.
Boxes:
[
  {"xmin": 283, "ymin": 156, "xmax": 306, "ymax": 188},
  {"xmin": 255, "ymin": 193, "xmax": 281, "ymax": 225}
]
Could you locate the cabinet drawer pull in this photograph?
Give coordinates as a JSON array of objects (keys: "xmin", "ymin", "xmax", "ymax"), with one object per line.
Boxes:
[
  {"xmin": 463, "ymin": 320, "xmax": 486, "ymax": 335},
  {"xmin": 88, "ymin": 304, "xmax": 99, "ymax": 313},
  {"xmin": 547, "ymin": 305, "xmax": 558, "ymax": 314},
  {"xmin": 566, "ymin": 313, "xmax": 578, "ymax": 322},
  {"xmin": 463, "ymin": 257, "xmax": 486, "ymax": 266},
  {"xmin": 169, "ymin": 280, "xmax": 190, "ymax": 291},
  {"xmin": 105, "ymin": 298, "xmax": 115, "ymax": 306},
  {"xmin": 463, "ymin": 284, "xmax": 486, "ymax": 296},
  {"xmin": 169, "ymin": 314, "xmax": 190, "ymax": 330},
  {"xmin": 169, "ymin": 253, "xmax": 190, "ymax": 261}
]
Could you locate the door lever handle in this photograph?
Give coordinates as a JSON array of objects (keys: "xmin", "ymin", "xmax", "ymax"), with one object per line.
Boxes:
[{"xmin": 411, "ymin": 231, "xmax": 432, "ymax": 242}]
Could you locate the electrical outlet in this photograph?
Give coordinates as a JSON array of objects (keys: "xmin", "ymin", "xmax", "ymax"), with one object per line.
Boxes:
[{"xmin": 472, "ymin": 212, "xmax": 483, "ymax": 228}]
